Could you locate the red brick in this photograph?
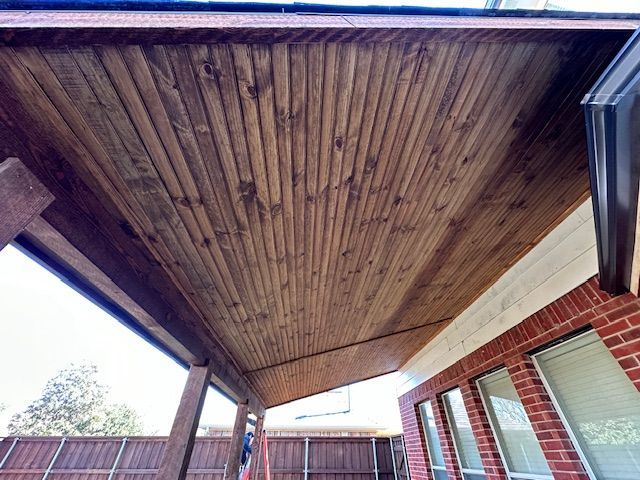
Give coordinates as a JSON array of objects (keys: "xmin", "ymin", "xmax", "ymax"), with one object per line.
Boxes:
[
  {"xmin": 603, "ymin": 335, "xmax": 625, "ymax": 348},
  {"xmin": 611, "ymin": 338, "xmax": 640, "ymax": 359},
  {"xmin": 621, "ymin": 327, "xmax": 640, "ymax": 343},
  {"xmin": 626, "ymin": 366, "xmax": 640, "ymax": 381},
  {"xmin": 627, "ymin": 312, "xmax": 640, "ymax": 327},
  {"xmin": 596, "ymin": 318, "xmax": 632, "ymax": 338},
  {"xmin": 619, "ymin": 356, "xmax": 639, "ymax": 370},
  {"xmin": 591, "ymin": 314, "xmax": 610, "ymax": 329},
  {"xmin": 594, "ymin": 295, "xmax": 632, "ymax": 316},
  {"xmin": 568, "ymin": 289, "xmax": 590, "ymax": 313},
  {"xmin": 604, "ymin": 302, "xmax": 640, "ymax": 322}
]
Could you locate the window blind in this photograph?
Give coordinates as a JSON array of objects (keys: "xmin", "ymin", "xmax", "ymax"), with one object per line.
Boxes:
[
  {"xmin": 535, "ymin": 331, "xmax": 640, "ymax": 480},
  {"xmin": 443, "ymin": 388, "xmax": 485, "ymax": 479},
  {"xmin": 420, "ymin": 401, "xmax": 447, "ymax": 468},
  {"xmin": 479, "ymin": 369, "xmax": 552, "ymax": 478}
]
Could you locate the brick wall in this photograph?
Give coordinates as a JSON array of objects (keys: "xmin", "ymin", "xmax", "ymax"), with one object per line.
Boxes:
[
  {"xmin": 400, "ymin": 402, "xmax": 432, "ymax": 480},
  {"xmin": 398, "ymin": 276, "xmax": 640, "ymax": 480}
]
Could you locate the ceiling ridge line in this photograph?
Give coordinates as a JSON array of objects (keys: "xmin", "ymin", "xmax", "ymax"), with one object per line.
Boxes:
[{"xmin": 242, "ymin": 316, "xmax": 452, "ymax": 375}]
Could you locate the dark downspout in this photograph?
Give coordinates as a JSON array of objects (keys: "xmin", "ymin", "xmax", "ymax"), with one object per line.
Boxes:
[{"xmin": 583, "ymin": 28, "xmax": 640, "ymax": 294}]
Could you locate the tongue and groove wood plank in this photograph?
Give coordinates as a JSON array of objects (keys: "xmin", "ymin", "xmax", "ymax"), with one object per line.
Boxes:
[
  {"xmin": 395, "ymin": 41, "xmax": 607, "ymax": 342},
  {"xmin": 0, "ymin": 77, "xmax": 264, "ymax": 414},
  {"xmin": 0, "ymin": 16, "xmax": 632, "ymax": 405}
]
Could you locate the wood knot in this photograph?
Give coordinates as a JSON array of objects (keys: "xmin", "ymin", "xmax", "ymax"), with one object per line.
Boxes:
[
  {"xmin": 118, "ymin": 221, "xmax": 139, "ymax": 240},
  {"xmin": 174, "ymin": 197, "xmax": 189, "ymax": 208},
  {"xmin": 279, "ymin": 110, "xmax": 295, "ymax": 127},
  {"xmin": 512, "ymin": 115, "xmax": 525, "ymax": 129},
  {"xmin": 509, "ymin": 199, "xmax": 527, "ymax": 210},
  {"xmin": 334, "ymin": 136, "xmax": 344, "ymax": 150},
  {"xmin": 292, "ymin": 171, "xmax": 303, "ymax": 187},
  {"xmin": 241, "ymin": 81, "xmax": 257, "ymax": 99},
  {"xmin": 364, "ymin": 156, "xmax": 377, "ymax": 174},
  {"xmin": 174, "ymin": 196, "xmax": 202, "ymax": 208},
  {"xmin": 271, "ymin": 203, "xmax": 282, "ymax": 216},
  {"xmin": 434, "ymin": 203, "xmax": 447, "ymax": 212},
  {"xmin": 239, "ymin": 181, "xmax": 257, "ymax": 203},
  {"xmin": 306, "ymin": 194, "xmax": 315, "ymax": 203},
  {"xmin": 201, "ymin": 63, "xmax": 215, "ymax": 77}
]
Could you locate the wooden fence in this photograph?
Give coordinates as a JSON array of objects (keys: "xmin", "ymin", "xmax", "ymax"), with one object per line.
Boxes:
[{"xmin": 0, "ymin": 436, "xmax": 409, "ymax": 480}]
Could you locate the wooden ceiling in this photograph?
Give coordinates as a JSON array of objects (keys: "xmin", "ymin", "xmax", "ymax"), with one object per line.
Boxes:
[{"xmin": 0, "ymin": 12, "xmax": 635, "ymax": 408}]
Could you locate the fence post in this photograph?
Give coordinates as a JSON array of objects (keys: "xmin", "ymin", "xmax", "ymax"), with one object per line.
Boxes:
[
  {"xmin": 0, "ymin": 437, "xmax": 19, "ymax": 469},
  {"xmin": 108, "ymin": 437, "xmax": 128, "ymax": 480},
  {"xmin": 389, "ymin": 438, "xmax": 398, "ymax": 480},
  {"xmin": 303, "ymin": 437, "xmax": 310, "ymax": 480},
  {"xmin": 42, "ymin": 437, "xmax": 66, "ymax": 480},
  {"xmin": 371, "ymin": 438, "xmax": 379, "ymax": 480}
]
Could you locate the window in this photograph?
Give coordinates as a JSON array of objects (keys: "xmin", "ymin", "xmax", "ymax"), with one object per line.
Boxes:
[
  {"xmin": 442, "ymin": 388, "xmax": 486, "ymax": 480},
  {"xmin": 478, "ymin": 369, "xmax": 552, "ymax": 480},
  {"xmin": 534, "ymin": 331, "xmax": 640, "ymax": 480},
  {"xmin": 419, "ymin": 401, "xmax": 449, "ymax": 480}
]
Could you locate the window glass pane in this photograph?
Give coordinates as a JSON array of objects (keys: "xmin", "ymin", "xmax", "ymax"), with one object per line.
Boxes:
[
  {"xmin": 462, "ymin": 474, "xmax": 486, "ymax": 480},
  {"xmin": 479, "ymin": 370, "xmax": 551, "ymax": 477},
  {"xmin": 442, "ymin": 389, "xmax": 485, "ymax": 474},
  {"xmin": 433, "ymin": 469, "xmax": 449, "ymax": 480},
  {"xmin": 536, "ymin": 331, "xmax": 640, "ymax": 480},
  {"xmin": 419, "ymin": 402, "xmax": 446, "ymax": 467}
]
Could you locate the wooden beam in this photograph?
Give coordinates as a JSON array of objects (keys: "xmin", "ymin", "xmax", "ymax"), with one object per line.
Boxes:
[
  {"xmin": 0, "ymin": 157, "xmax": 53, "ymax": 250},
  {"xmin": 0, "ymin": 12, "xmax": 636, "ymax": 46},
  {"xmin": 22, "ymin": 216, "xmax": 198, "ymax": 364},
  {"xmin": 224, "ymin": 402, "xmax": 250, "ymax": 480},
  {"xmin": 249, "ymin": 415, "xmax": 265, "ymax": 480},
  {"xmin": 157, "ymin": 362, "xmax": 214, "ymax": 480}
]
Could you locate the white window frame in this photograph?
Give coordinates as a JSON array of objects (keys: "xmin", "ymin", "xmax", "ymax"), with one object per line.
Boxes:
[
  {"xmin": 441, "ymin": 388, "xmax": 486, "ymax": 480},
  {"xmin": 418, "ymin": 401, "xmax": 448, "ymax": 480},
  {"xmin": 476, "ymin": 368, "xmax": 553, "ymax": 480},
  {"xmin": 531, "ymin": 330, "xmax": 599, "ymax": 480}
]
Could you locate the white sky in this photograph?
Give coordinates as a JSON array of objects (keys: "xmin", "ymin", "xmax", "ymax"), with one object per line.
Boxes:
[{"xmin": 0, "ymin": 245, "xmax": 401, "ymax": 436}]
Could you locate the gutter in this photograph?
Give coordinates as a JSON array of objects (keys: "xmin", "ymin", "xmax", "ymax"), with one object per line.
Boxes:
[{"xmin": 583, "ymin": 28, "xmax": 640, "ymax": 294}]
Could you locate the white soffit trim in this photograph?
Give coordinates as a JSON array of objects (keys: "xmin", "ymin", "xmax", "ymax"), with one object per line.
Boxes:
[{"xmin": 397, "ymin": 199, "xmax": 598, "ymax": 396}]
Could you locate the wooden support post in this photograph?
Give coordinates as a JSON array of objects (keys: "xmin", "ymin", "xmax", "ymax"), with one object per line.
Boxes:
[
  {"xmin": 157, "ymin": 362, "xmax": 213, "ymax": 480},
  {"xmin": 249, "ymin": 415, "xmax": 265, "ymax": 480},
  {"xmin": 224, "ymin": 402, "xmax": 249, "ymax": 480},
  {"xmin": 0, "ymin": 157, "xmax": 53, "ymax": 250}
]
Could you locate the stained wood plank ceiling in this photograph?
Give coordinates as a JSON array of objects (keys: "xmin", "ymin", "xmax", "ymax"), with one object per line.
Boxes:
[{"xmin": 0, "ymin": 12, "xmax": 635, "ymax": 407}]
